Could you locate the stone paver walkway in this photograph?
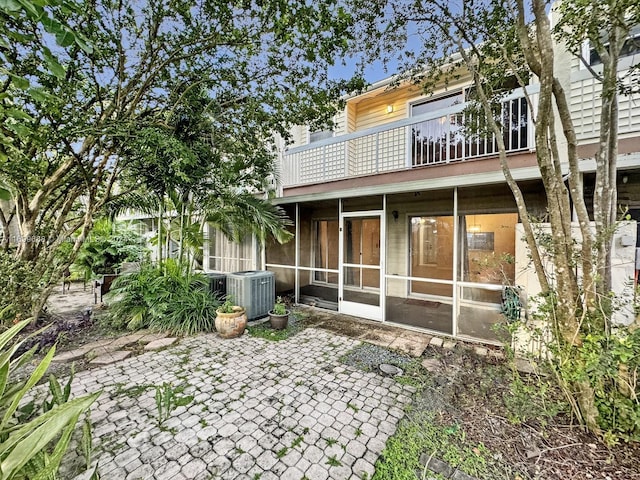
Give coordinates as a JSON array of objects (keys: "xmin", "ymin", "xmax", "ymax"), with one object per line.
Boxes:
[
  {"xmin": 58, "ymin": 328, "xmax": 414, "ymax": 480},
  {"xmin": 47, "ymin": 281, "xmax": 97, "ymax": 314}
]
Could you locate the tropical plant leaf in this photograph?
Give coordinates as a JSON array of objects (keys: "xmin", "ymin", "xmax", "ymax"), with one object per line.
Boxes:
[{"xmin": 0, "ymin": 392, "xmax": 100, "ymax": 478}]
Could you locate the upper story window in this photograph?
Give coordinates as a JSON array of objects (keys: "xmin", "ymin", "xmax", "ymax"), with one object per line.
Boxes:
[
  {"xmin": 309, "ymin": 129, "xmax": 333, "ymax": 143},
  {"xmin": 410, "ymin": 83, "xmax": 528, "ymax": 167},
  {"xmin": 411, "ymin": 92, "xmax": 463, "ymax": 116},
  {"xmin": 410, "ymin": 92, "xmax": 465, "ymax": 165},
  {"xmin": 587, "ymin": 26, "xmax": 640, "ymax": 66}
]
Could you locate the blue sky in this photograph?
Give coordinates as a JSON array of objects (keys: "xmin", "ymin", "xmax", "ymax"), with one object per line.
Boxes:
[{"xmin": 328, "ymin": 56, "xmax": 397, "ymax": 84}]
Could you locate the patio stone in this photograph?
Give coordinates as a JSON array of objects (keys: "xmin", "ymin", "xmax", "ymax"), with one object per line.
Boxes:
[
  {"xmin": 55, "ymin": 328, "xmax": 413, "ymax": 479},
  {"xmin": 389, "ymin": 336, "xmax": 430, "ymax": 357},
  {"xmin": 359, "ymin": 330, "xmax": 397, "ymax": 347},
  {"xmin": 52, "ymin": 347, "xmax": 92, "ymax": 363},
  {"xmin": 421, "ymin": 358, "xmax": 441, "ymax": 372},
  {"xmin": 109, "ymin": 333, "xmax": 145, "ymax": 348},
  {"xmin": 88, "ymin": 350, "xmax": 132, "ymax": 366},
  {"xmin": 144, "ymin": 337, "xmax": 178, "ymax": 351}
]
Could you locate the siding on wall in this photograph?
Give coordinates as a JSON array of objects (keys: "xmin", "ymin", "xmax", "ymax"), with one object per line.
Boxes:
[
  {"xmin": 346, "ymin": 102, "xmax": 357, "ymax": 133},
  {"xmin": 353, "ymin": 75, "xmax": 471, "ymax": 132},
  {"xmin": 570, "ymin": 70, "xmax": 640, "ymax": 141},
  {"xmin": 333, "ymin": 108, "xmax": 347, "ymax": 136},
  {"xmin": 289, "ymin": 125, "xmax": 307, "ymax": 148},
  {"xmin": 355, "ymin": 87, "xmax": 420, "ymax": 131},
  {"xmin": 288, "ymin": 107, "xmax": 348, "ymax": 149}
]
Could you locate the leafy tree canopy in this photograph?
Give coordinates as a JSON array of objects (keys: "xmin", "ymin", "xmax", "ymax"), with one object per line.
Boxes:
[{"xmin": 0, "ymin": 0, "xmax": 364, "ymax": 316}]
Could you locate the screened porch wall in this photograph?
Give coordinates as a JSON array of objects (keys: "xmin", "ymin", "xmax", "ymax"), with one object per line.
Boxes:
[
  {"xmin": 266, "ymin": 201, "xmax": 340, "ymax": 308},
  {"xmin": 385, "ymin": 185, "xmax": 525, "ymax": 342},
  {"xmin": 265, "ymin": 204, "xmax": 296, "ymax": 296},
  {"xmin": 297, "ymin": 202, "xmax": 340, "ymax": 308},
  {"xmin": 385, "ymin": 190, "xmax": 455, "ymax": 332},
  {"xmin": 271, "ymin": 182, "xmax": 546, "ymax": 343}
]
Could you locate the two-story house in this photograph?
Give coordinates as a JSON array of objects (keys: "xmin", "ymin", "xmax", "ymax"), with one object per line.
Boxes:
[{"xmin": 205, "ymin": 28, "xmax": 640, "ymax": 346}]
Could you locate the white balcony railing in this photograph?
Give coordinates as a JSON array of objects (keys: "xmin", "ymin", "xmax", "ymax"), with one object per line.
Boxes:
[{"xmin": 283, "ymin": 87, "xmax": 538, "ymax": 187}]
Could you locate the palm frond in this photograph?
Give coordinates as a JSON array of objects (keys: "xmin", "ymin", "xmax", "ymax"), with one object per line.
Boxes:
[{"xmin": 103, "ymin": 191, "xmax": 161, "ymax": 220}]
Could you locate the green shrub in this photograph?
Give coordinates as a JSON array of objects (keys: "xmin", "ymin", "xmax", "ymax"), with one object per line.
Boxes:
[
  {"xmin": 563, "ymin": 329, "xmax": 640, "ymax": 442},
  {"xmin": 73, "ymin": 218, "xmax": 146, "ymax": 280},
  {"xmin": 0, "ymin": 253, "xmax": 43, "ymax": 325},
  {"xmin": 106, "ymin": 259, "xmax": 219, "ymax": 335},
  {"xmin": 106, "ymin": 262, "xmax": 163, "ymax": 330},
  {"xmin": 0, "ymin": 316, "xmax": 99, "ymax": 479}
]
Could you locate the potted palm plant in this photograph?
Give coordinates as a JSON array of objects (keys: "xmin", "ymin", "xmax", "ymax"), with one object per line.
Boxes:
[
  {"xmin": 215, "ymin": 296, "xmax": 247, "ymax": 339},
  {"xmin": 268, "ymin": 296, "xmax": 289, "ymax": 330}
]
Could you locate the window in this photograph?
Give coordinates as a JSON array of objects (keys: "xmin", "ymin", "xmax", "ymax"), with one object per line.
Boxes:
[
  {"xmin": 410, "ymin": 93, "xmax": 464, "ymax": 166},
  {"xmin": 587, "ymin": 26, "xmax": 640, "ymax": 66},
  {"xmin": 410, "ymin": 215, "xmax": 454, "ymax": 298},
  {"xmin": 458, "ymin": 213, "xmax": 517, "ymax": 285},
  {"xmin": 207, "ymin": 226, "xmax": 255, "ymax": 272},
  {"xmin": 309, "ymin": 129, "xmax": 333, "ymax": 143}
]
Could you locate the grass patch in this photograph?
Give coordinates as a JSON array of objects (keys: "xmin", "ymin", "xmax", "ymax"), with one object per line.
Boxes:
[
  {"xmin": 373, "ymin": 409, "xmax": 514, "ymax": 480},
  {"xmin": 113, "ymin": 383, "xmax": 154, "ymax": 398},
  {"xmin": 394, "ymin": 359, "xmax": 431, "ymax": 389},
  {"xmin": 247, "ymin": 311, "xmax": 305, "ymax": 342},
  {"xmin": 291, "ymin": 436, "xmax": 304, "ymax": 449}
]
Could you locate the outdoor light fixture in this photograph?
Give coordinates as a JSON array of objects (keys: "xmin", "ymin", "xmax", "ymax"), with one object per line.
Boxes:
[
  {"xmin": 392, "ymin": 210, "xmax": 399, "ymax": 221},
  {"xmin": 386, "ymin": 104, "xmax": 394, "ymax": 114}
]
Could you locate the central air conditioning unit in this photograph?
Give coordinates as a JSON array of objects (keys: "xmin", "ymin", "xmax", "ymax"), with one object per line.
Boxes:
[
  {"xmin": 206, "ymin": 272, "xmax": 227, "ymax": 299},
  {"xmin": 226, "ymin": 270, "xmax": 275, "ymax": 320}
]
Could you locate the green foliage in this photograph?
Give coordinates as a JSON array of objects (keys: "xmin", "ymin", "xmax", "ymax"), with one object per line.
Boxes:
[
  {"xmin": 73, "ymin": 219, "xmax": 146, "ymax": 278},
  {"xmin": 0, "ymin": 318, "xmax": 99, "ymax": 479},
  {"xmin": 217, "ymin": 296, "xmax": 237, "ymax": 314},
  {"xmin": 373, "ymin": 410, "xmax": 495, "ymax": 480},
  {"xmin": 154, "ymin": 382, "xmax": 193, "ymax": 426},
  {"xmin": 105, "ymin": 263, "xmax": 163, "ymax": 331},
  {"xmin": 557, "ymin": 329, "xmax": 640, "ymax": 442},
  {"xmin": 1, "ymin": 0, "xmax": 362, "ymax": 317},
  {"xmin": 503, "ymin": 371, "xmax": 565, "ymax": 427},
  {"xmin": 272, "ymin": 297, "xmax": 287, "ymax": 316},
  {"xmin": 0, "ymin": 253, "xmax": 42, "ymax": 325},
  {"xmin": 81, "ymin": 416, "xmax": 93, "ymax": 471},
  {"xmin": 326, "ymin": 455, "xmax": 341, "ymax": 467},
  {"xmin": 106, "ymin": 259, "xmax": 219, "ymax": 335},
  {"xmin": 515, "ymin": 290, "xmax": 640, "ymax": 443}
]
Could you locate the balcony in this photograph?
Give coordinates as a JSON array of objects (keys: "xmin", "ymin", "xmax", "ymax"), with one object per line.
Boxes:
[{"xmin": 283, "ymin": 87, "xmax": 536, "ymax": 188}]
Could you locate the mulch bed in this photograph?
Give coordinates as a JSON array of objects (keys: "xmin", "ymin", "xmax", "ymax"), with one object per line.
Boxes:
[{"xmin": 426, "ymin": 345, "xmax": 640, "ymax": 480}]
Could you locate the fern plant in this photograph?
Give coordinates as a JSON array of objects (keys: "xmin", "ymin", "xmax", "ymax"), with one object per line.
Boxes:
[{"xmin": 106, "ymin": 259, "xmax": 219, "ymax": 335}]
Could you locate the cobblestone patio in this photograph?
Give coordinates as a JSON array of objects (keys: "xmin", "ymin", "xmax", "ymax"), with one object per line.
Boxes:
[{"xmin": 59, "ymin": 327, "xmax": 414, "ymax": 479}]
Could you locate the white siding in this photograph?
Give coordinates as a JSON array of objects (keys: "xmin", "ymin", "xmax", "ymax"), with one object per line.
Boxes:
[{"xmin": 570, "ymin": 70, "xmax": 640, "ymax": 141}]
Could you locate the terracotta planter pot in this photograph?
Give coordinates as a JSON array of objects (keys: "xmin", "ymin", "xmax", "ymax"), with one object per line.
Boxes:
[
  {"xmin": 215, "ymin": 307, "xmax": 247, "ymax": 339},
  {"xmin": 268, "ymin": 311, "xmax": 289, "ymax": 330}
]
